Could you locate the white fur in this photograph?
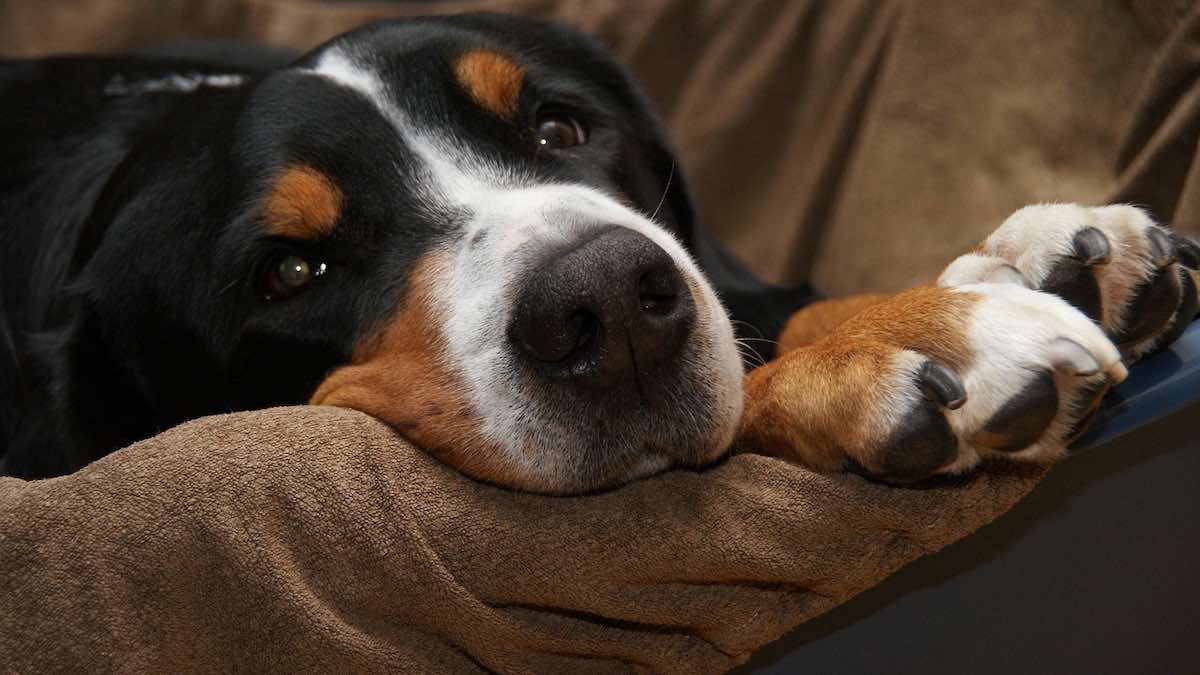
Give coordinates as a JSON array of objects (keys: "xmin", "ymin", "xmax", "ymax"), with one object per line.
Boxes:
[
  {"xmin": 878, "ymin": 204, "xmax": 1176, "ymax": 474},
  {"xmin": 856, "ymin": 283, "xmax": 1123, "ymax": 475},
  {"xmin": 957, "ymin": 203, "xmax": 1160, "ymax": 336},
  {"xmin": 941, "ymin": 283, "xmax": 1122, "ymax": 472}
]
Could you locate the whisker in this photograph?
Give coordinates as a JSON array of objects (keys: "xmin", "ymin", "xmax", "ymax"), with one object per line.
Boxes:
[
  {"xmin": 648, "ymin": 160, "xmax": 675, "ymax": 222},
  {"xmin": 736, "ymin": 336, "xmax": 779, "ymax": 345},
  {"xmin": 730, "ymin": 318, "xmax": 767, "ymax": 340},
  {"xmin": 735, "ymin": 338, "xmax": 768, "ymax": 368}
]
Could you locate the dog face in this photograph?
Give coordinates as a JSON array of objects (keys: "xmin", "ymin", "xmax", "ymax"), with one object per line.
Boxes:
[{"xmin": 73, "ymin": 14, "xmax": 743, "ymax": 493}]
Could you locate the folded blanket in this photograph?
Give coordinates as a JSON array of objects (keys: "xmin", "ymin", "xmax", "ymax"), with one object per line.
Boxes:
[{"xmin": 0, "ymin": 406, "xmax": 1044, "ymax": 672}]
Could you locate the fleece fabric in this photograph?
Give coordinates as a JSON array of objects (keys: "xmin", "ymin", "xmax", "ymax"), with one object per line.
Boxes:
[{"xmin": 0, "ymin": 406, "xmax": 1044, "ymax": 672}]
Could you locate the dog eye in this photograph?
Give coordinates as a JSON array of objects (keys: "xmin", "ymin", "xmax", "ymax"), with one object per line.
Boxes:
[
  {"xmin": 535, "ymin": 113, "xmax": 587, "ymax": 149},
  {"xmin": 265, "ymin": 255, "xmax": 326, "ymax": 300}
]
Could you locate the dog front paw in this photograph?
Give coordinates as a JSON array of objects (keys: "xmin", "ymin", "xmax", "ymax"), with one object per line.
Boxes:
[
  {"xmin": 740, "ymin": 284, "xmax": 1126, "ymax": 484},
  {"xmin": 873, "ymin": 284, "xmax": 1127, "ymax": 481},
  {"xmin": 940, "ymin": 204, "xmax": 1200, "ymax": 361}
]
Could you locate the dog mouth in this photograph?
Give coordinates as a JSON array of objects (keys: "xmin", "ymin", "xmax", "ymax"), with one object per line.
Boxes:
[{"xmin": 502, "ymin": 364, "xmax": 738, "ymax": 493}]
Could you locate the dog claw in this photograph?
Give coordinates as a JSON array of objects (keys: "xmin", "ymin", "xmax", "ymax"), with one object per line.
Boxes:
[
  {"xmin": 918, "ymin": 360, "xmax": 966, "ymax": 410},
  {"xmin": 1146, "ymin": 227, "xmax": 1177, "ymax": 268},
  {"xmin": 1072, "ymin": 227, "xmax": 1111, "ymax": 266},
  {"xmin": 1173, "ymin": 233, "xmax": 1200, "ymax": 270},
  {"xmin": 1047, "ymin": 337, "xmax": 1100, "ymax": 376}
]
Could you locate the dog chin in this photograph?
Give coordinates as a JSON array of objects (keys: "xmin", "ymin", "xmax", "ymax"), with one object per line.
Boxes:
[
  {"xmin": 500, "ymin": 345, "xmax": 745, "ymax": 495},
  {"xmin": 508, "ymin": 423, "xmax": 738, "ymax": 496}
]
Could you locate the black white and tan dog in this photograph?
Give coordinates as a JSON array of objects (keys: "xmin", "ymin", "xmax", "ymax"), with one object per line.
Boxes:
[{"xmin": 1, "ymin": 13, "xmax": 1197, "ymax": 492}]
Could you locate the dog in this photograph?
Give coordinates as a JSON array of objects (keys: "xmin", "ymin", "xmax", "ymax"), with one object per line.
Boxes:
[{"xmin": 1, "ymin": 13, "xmax": 1197, "ymax": 493}]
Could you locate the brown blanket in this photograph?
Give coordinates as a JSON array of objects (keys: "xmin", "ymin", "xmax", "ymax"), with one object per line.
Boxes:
[{"xmin": 0, "ymin": 406, "xmax": 1043, "ymax": 672}]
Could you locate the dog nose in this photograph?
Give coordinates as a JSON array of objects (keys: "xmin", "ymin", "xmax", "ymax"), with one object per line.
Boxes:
[{"xmin": 509, "ymin": 226, "xmax": 696, "ymax": 385}]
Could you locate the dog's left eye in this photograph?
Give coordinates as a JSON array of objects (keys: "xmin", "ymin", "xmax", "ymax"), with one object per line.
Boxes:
[
  {"xmin": 264, "ymin": 255, "xmax": 326, "ymax": 300},
  {"xmin": 535, "ymin": 113, "xmax": 587, "ymax": 149}
]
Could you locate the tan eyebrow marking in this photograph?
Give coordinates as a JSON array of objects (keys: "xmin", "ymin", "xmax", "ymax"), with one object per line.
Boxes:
[
  {"xmin": 261, "ymin": 165, "xmax": 343, "ymax": 239},
  {"xmin": 453, "ymin": 49, "xmax": 525, "ymax": 117}
]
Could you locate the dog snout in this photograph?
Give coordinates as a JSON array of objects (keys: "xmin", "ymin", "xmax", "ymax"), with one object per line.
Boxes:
[{"xmin": 509, "ymin": 226, "xmax": 696, "ymax": 385}]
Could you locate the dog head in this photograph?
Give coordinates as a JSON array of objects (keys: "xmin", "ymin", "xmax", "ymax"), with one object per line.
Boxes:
[{"xmin": 73, "ymin": 14, "xmax": 744, "ymax": 493}]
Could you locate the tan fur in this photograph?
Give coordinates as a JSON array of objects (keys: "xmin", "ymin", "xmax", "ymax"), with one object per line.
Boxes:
[
  {"xmin": 741, "ymin": 287, "xmax": 979, "ymax": 471},
  {"xmin": 308, "ymin": 254, "xmax": 517, "ymax": 487},
  {"xmin": 777, "ymin": 294, "xmax": 889, "ymax": 353},
  {"xmin": 453, "ymin": 49, "xmax": 524, "ymax": 117},
  {"xmin": 261, "ymin": 165, "xmax": 343, "ymax": 240},
  {"xmin": 740, "ymin": 337, "xmax": 903, "ymax": 471},
  {"xmin": 831, "ymin": 286, "xmax": 977, "ymax": 371}
]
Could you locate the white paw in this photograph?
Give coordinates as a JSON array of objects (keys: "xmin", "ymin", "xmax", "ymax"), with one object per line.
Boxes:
[
  {"xmin": 940, "ymin": 203, "xmax": 1199, "ymax": 361},
  {"xmin": 940, "ymin": 282, "xmax": 1124, "ymax": 472}
]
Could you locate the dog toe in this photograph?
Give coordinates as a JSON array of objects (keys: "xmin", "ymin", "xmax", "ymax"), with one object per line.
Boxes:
[
  {"xmin": 971, "ymin": 370, "xmax": 1058, "ymax": 453},
  {"xmin": 1072, "ymin": 226, "xmax": 1112, "ymax": 266},
  {"xmin": 1173, "ymin": 233, "xmax": 1200, "ymax": 269},
  {"xmin": 1041, "ymin": 256, "xmax": 1104, "ymax": 322},
  {"xmin": 1112, "ymin": 264, "xmax": 1183, "ymax": 352},
  {"xmin": 1146, "ymin": 226, "xmax": 1177, "ymax": 268},
  {"xmin": 872, "ymin": 375, "xmax": 960, "ymax": 483},
  {"xmin": 1038, "ymin": 227, "xmax": 1118, "ymax": 322}
]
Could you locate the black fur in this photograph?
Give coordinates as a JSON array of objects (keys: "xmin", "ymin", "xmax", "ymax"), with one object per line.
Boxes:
[{"xmin": 0, "ymin": 14, "xmax": 814, "ymax": 478}]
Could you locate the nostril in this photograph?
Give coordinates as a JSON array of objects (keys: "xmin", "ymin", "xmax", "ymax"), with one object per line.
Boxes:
[
  {"xmin": 565, "ymin": 310, "xmax": 602, "ymax": 361},
  {"xmin": 512, "ymin": 306, "xmax": 602, "ymax": 366},
  {"xmin": 638, "ymin": 266, "xmax": 681, "ymax": 316}
]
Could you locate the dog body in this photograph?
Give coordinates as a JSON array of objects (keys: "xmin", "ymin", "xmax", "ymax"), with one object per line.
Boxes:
[{"xmin": 2, "ymin": 14, "xmax": 1196, "ymax": 492}]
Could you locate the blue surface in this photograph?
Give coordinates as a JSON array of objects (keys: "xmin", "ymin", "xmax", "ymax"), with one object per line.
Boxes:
[{"xmin": 1072, "ymin": 319, "xmax": 1200, "ymax": 451}]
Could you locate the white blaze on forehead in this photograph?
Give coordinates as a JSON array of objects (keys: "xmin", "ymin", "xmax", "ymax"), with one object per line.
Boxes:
[
  {"xmin": 303, "ymin": 47, "xmax": 744, "ymax": 475},
  {"xmin": 307, "ymin": 48, "xmax": 520, "ymax": 206},
  {"xmin": 307, "ymin": 49, "xmax": 390, "ymax": 105}
]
